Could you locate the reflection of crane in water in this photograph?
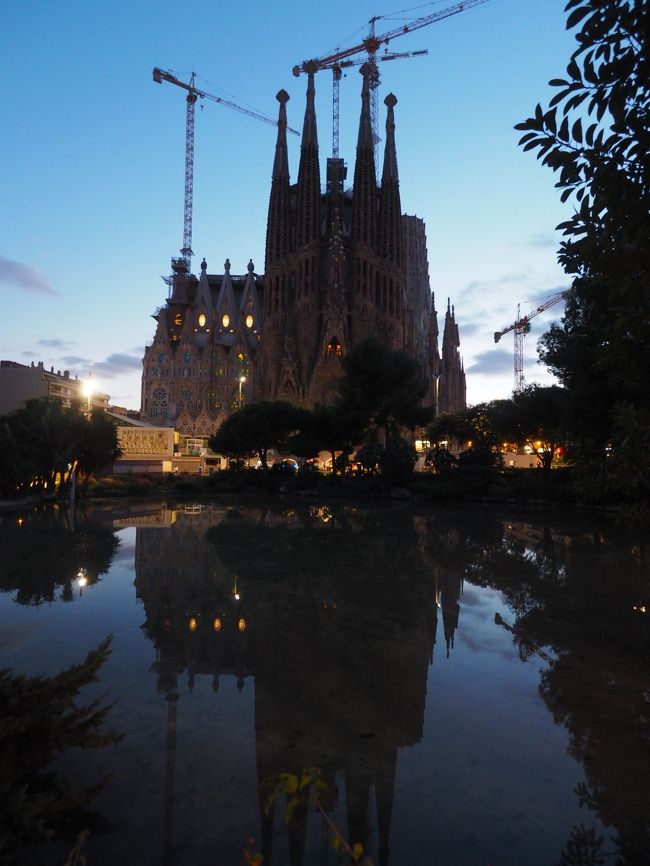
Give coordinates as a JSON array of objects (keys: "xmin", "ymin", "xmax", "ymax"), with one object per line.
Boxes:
[{"xmin": 494, "ymin": 612, "xmax": 553, "ymax": 664}]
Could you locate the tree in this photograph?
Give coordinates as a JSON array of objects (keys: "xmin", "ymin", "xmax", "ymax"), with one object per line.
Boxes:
[
  {"xmin": 0, "ymin": 399, "xmax": 120, "ymax": 498},
  {"xmin": 500, "ymin": 385, "xmax": 569, "ymax": 471},
  {"xmin": 337, "ymin": 337, "xmax": 433, "ymax": 442},
  {"xmin": 208, "ymin": 401, "xmax": 311, "ymax": 471},
  {"xmin": 77, "ymin": 409, "xmax": 122, "ymax": 487},
  {"xmin": 291, "ymin": 403, "xmax": 360, "ymax": 474},
  {"xmin": 515, "ymin": 0, "xmax": 650, "ymax": 455}
]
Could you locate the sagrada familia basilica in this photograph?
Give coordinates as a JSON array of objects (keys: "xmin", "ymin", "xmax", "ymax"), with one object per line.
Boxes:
[{"xmin": 140, "ymin": 67, "xmax": 466, "ymax": 436}]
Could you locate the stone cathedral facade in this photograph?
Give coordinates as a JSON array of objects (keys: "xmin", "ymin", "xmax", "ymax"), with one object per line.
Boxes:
[{"xmin": 141, "ymin": 67, "xmax": 466, "ymax": 435}]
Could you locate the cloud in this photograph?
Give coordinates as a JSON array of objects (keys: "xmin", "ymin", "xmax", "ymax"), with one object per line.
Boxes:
[
  {"xmin": 90, "ymin": 353, "xmax": 143, "ymax": 377},
  {"xmin": 0, "ymin": 256, "xmax": 59, "ymax": 296},
  {"xmin": 466, "ymin": 348, "xmax": 513, "ymax": 375},
  {"xmin": 21, "ymin": 350, "xmax": 38, "ymax": 358},
  {"xmin": 458, "ymin": 321, "xmax": 480, "ymax": 338},
  {"xmin": 60, "ymin": 355, "xmax": 92, "ymax": 366},
  {"xmin": 524, "ymin": 232, "xmax": 556, "ymax": 249},
  {"xmin": 38, "ymin": 338, "xmax": 74, "ymax": 349}
]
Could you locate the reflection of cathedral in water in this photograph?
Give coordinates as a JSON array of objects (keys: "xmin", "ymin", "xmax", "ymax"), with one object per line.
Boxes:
[{"xmin": 133, "ymin": 505, "xmax": 465, "ymax": 865}]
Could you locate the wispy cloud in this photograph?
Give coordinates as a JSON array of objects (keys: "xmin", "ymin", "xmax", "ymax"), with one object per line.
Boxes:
[
  {"xmin": 524, "ymin": 232, "xmax": 557, "ymax": 250},
  {"xmin": 21, "ymin": 350, "xmax": 38, "ymax": 358},
  {"xmin": 60, "ymin": 355, "xmax": 92, "ymax": 366},
  {"xmin": 91, "ymin": 353, "xmax": 142, "ymax": 377},
  {"xmin": 458, "ymin": 322, "xmax": 480, "ymax": 338},
  {"xmin": 466, "ymin": 348, "xmax": 513, "ymax": 375},
  {"xmin": 38, "ymin": 338, "xmax": 74, "ymax": 350},
  {"xmin": 0, "ymin": 256, "xmax": 59, "ymax": 296}
]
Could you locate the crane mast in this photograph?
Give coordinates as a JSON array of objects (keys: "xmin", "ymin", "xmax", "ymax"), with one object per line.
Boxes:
[
  {"xmin": 293, "ymin": 0, "xmax": 490, "ymax": 155},
  {"xmin": 494, "ymin": 291, "xmax": 571, "ymax": 391},
  {"xmin": 153, "ymin": 67, "xmax": 300, "ymax": 274}
]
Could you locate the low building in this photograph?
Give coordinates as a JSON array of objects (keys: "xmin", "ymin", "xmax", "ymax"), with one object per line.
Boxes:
[{"xmin": 0, "ymin": 360, "xmax": 109, "ymax": 416}]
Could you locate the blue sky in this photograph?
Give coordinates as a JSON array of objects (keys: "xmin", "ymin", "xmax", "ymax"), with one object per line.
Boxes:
[{"xmin": 2, "ymin": 0, "xmax": 575, "ymax": 409}]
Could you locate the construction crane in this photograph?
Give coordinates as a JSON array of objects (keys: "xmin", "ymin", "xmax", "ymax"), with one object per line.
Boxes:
[
  {"xmin": 292, "ymin": 0, "xmax": 490, "ymax": 158},
  {"xmin": 494, "ymin": 290, "xmax": 571, "ymax": 392},
  {"xmin": 153, "ymin": 67, "xmax": 300, "ymax": 274}
]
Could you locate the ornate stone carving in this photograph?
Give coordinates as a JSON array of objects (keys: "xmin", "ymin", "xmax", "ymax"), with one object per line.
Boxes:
[{"xmin": 117, "ymin": 426, "xmax": 173, "ymax": 457}]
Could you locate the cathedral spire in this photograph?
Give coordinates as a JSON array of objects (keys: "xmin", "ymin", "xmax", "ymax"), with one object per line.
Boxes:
[
  {"xmin": 301, "ymin": 71, "xmax": 318, "ymax": 147},
  {"xmin": 351, "ymin": 64, "xmax": 377, "ymax": 248},
  {"xmin": 438, "ymin": 298, "xmax": 467, "ymax": 414},
  {"xmin": 381, "ymin": 93, "xmax": 399, "ymax": 182},
  {"xmin": 272, "ymin": 89, "xmax": 290, "ymax": 180},
  {"xmin": 378, "ymin": 93, "xmax": 402, "ymax": 267},
  {"xmin": 265, "ymin": 90, "xmax": 292, "ymax": 268},
  {"xmin": 295, "ymin": 72, "xmax": 321, "ymax": 247}
]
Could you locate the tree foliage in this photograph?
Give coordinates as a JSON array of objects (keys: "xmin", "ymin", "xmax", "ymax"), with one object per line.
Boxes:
[
  {"xmin": 0, "ymin": 400, "xmax": 121, "ymax": 498},
  {"xmin": 208, "ymin": 400, "xmax": 311, "ymax": 470},
  {"xmin": 515, "ymin": 0, "xmax": 650, "ymax": 453},
  {"xmin": 337, "ymin": 337, "xmax": 433, "ymax": 440},
  {"xmin": 500, "ymin": 385, "xmax": 569, "ymax": 470},
  {"xmin": 291, "ymin": 403, "xmax": 360, "ymax": 473}
]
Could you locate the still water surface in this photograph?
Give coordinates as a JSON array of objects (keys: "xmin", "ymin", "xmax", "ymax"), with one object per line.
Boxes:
[{"xmin": 1, "ymin": 500, "xmax": 648, "ymax": 866}]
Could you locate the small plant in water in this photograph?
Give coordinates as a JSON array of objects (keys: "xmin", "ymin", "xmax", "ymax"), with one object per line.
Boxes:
[{"xmin": 260, "ymin": 767, "xmax": 373, "ymax": 865}]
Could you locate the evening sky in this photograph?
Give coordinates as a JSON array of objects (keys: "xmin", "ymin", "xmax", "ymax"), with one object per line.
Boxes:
[{"xmin": 2, "ymin": 0, "xmax": 575, "ymax": 408}]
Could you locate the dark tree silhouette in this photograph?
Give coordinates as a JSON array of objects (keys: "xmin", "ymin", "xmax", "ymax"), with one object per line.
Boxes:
[{"xmin": 515, "ymin": 0, "xmax": 649, "ymax": 469}]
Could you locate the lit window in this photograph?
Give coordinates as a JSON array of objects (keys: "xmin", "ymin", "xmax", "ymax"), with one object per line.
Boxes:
[
  {"xmin": 222, "ymin": 314, "xmax": 230, "ymax": 328},
  {"xmin": 238, "ymin": 617, "xmax": 246, "ymax": 632},
  {"xmin": 246, "ymin": 314, "xmax": 254, "ymax": 328},
  {"xmin": 213, "ymin": 617, "xmax": 222, "ymax": 632},
  {"xmin": 188, "ymin": 617, "xmax": 198, "ymax": 632},
  {"xmin": 175, "ymin": 313, "xmax": 182, "ymax": 326},
  {"xmin": 198, "ymin": 313, "xmax": 206, "ymax": 328}
]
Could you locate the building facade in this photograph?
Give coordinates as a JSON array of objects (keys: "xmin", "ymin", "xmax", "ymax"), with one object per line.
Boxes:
[
  {"xmin": 0, "ymin": 360, "xmax": 109, "ymax": 417},
  {"xmin": 141, "ymin": 68, "xmax": 466, "ymax": 435}
]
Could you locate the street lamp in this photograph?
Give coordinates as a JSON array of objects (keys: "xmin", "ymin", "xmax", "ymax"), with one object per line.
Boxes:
[
  {"xmin": 82, "ymin": 376, "xmax": 95, "ymax": 416},
  {"xmin": 238, "ymin": 375, "xmax": 246, "ymax": 411}
]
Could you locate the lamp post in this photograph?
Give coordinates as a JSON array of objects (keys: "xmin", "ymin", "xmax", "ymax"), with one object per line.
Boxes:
[{"xmin": 238, "ymin": 375, "xmax": 246, "ymax": 411}]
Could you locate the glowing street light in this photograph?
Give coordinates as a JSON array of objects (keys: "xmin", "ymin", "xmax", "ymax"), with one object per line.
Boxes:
[
  {"xmin": 82, "ymin": 376, "xmax": 95, "ymax": 416},
  {"xmin": 238, "ymin": 375, "xmax": 246, "ymax": 411}
]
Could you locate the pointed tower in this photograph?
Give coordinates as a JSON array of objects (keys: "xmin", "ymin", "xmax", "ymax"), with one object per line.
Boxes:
[
  {"xmin": 438, "ymin": 299, "xmax": 467, "ymax": 414},
  {"xmin": 261, "ymin": 92, "xmax": 294, "ymax": 400},
  {"xmin": 377, "ymin": 93, "xmax": 405, "ymax": 349},
  {"xmin": 265, "ymin": 90, "xmax": 291, "ymax": 269},
  {"xmin": 292, "ymin": 71, "xmax": 323, "ymax": 397},
  {"xmin": 192, "ymin": 258, "xmax": 212, "ymax": 349},
  {"xmin": 214, "ymin": 259, "xmax": 238, "ymax": 345},
  {"xmin": 378, "ymin": 94, "xmax": 402, "ymax": 269},
  {"xmin": 349, "ymin": 65, "xmax": 380, "ymax": 347},
  {"xmin": 295, "ymin": 72, "xmax": 321, "ymax": 250},
  {"xmin": 351, "ymin": 65, "xmax": 377, "ymax": 251}
]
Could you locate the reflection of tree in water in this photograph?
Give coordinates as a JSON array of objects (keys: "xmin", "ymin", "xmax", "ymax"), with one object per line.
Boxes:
[
  {"xmin": 0, "ymin": 507, "xmax": 119, "ymax": 605},
  {"xmin": 0, "ymin": 636, "xmax": 121, "ymax": 865},
  {"xmin": 512, "ymin": 538, "xmax": 650, "ymax": 866},
  {"xmin": 422, "ymin": 511, "xmax": 650, "ymax": 866}
]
